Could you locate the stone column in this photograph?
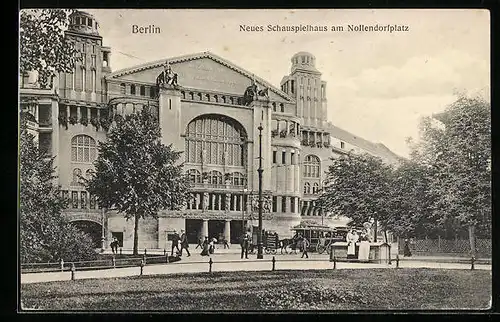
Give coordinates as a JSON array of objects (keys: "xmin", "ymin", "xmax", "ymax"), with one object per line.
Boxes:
[
  {"xmin": 231, "ymin": 195, "xmax": 236, "ymax": 211},
  {"xmin": 224, "ymin": 220, "xmax": 231, "ymax": 244},
  {"xmin": 34, "ymin": 103, "xmax": 39, "ymax": 123},
  {"xmin": 196, "ymin": 193, "xmax": 201, "ymax": 210},
  {"xmin": 202, "ymin": 219, "xmax": 209, "ymax": 239}
]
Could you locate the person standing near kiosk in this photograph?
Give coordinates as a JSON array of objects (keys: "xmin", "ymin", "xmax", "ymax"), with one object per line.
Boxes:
[{"xmin": 346, "ymin": 229, "xmax": 359, "ymax": 259}]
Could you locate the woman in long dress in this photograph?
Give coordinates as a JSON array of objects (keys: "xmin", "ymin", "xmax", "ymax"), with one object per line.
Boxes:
[
  {"xmin": 358, "ymin": 230, "xmax": 370, "ymax": 262},
  {"xmin": 200, "ymin": 237, "xmax": 210, "ymax": 256},
  {"xmin": 346, "ymin": 229, "xmax": 358, "ymax": 259}
]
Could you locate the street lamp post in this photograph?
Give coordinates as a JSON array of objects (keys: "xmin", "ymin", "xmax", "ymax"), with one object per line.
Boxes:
[
  {"xmin": 257, "ymin": 124, "xmax": 264, "ymax": 259},
  {"xmin": 101, "ymin": 208, "xmax": 106, "ymax": 252},
  {"xmin": 242, "ymin": 188, "xmax": 248, "ymax": 233}
]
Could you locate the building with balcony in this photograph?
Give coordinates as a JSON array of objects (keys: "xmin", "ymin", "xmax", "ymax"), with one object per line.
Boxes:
[{"xmin": 19, "ymin": 10, "xmax": 401, "ymax": 250}]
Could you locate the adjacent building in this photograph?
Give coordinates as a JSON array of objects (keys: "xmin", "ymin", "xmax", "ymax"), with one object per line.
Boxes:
[{"xmin": 19, "ymin": 11, "xmax": 401, "ymax": 249}]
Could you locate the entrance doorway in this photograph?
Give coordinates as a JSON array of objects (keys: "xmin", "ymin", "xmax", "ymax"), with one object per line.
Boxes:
[
  {"xmin": 111, "ymin": 232, "xmax": 124, "ymax": 247},
  {"xmin": 70, "ymin": 220, "xmax": 102, "ymax": 248},
  {"xmin": 208, "ymin": 220, "xmax": 225, "ymax": 240},
  {"xmin": 230, "ymin": 220, "xmax": 245, "ymax": 244},
  {"xmin": 185, "ymin": 219, "xmax": 203, "ymax": 244}
]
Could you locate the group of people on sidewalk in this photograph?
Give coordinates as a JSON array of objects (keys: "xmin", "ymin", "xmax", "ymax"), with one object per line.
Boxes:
[{"xmin": 169, "ymin": 230, "xmax": 191, "ymax": 257}]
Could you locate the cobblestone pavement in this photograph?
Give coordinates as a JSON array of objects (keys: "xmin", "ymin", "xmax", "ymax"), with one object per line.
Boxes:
[{"xmin": 20, "ymin": 251, "xmax": 491, "ymax": 284}]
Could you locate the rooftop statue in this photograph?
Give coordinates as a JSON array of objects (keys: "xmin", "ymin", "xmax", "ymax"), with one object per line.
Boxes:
[
  {"xmin": 243, "ymin": 75, "xmax": 269, "ymax": 106},
  {"xmin": 156, "ymin": 61, "xmax": 179, "ymax": 92}
]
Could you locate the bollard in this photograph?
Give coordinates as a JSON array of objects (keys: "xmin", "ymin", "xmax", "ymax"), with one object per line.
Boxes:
[
  {"xmin": 119, "ymin": 247, "xmax": 122, "ymax": 255},
  {"xmin": 396, "ymin": 254, "xmax": 400, "ymax": 269},
  {"xmin": 388, "ymin": 245, "xmax": 392, "ymax": 265},
  {"xmin": 471, "ymin": 256, "xmax": 475, "ymax": 270},
  {"xmin": 165, "ymin": 253, "xmax": 169, "ymax": 263},
  {"xmin": 140, "ymin": 259, "xmax": 144, "ymax": 276},
  {"xmin": 329, "ymin": 246, "xmax": 333, "ymax": 262},
  {"xmin": 112, "ymin": 256, "xmax": 116, "ymax": 269},
  {"xmin": 333, "ymin": 256, "xmax": 337, "ymax": 270},
  {"xmin": 60, "ymin": 258, "xmax": 65, "ymax": 272},
  {"xmin": 144, "ymin": 248, "xmax": 147, "ymax": 255},
  {"xmin": 70, "ymin": 263, "xmax": 76, "ymax": 281},
  {"xmin": 163, "ymin": 249, "xmax": 166, "ymax": 256},
  {"xmin": 209, "ymin": 257, "xmax": 213, "ymax": 273},
  {"xmin": 272, "ymin": 256, "xmax": 276, "ymax": 271}
]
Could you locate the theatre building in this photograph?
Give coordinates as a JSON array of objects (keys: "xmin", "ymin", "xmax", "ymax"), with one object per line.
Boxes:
[{"xmin": 20, "ymin": 11, "xmax": 401, "ymax": 250}]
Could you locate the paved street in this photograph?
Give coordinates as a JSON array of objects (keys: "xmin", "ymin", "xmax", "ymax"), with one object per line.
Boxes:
[{"xmin": 20, "ymin": 251, "xmax": 491, "ymax": 284}]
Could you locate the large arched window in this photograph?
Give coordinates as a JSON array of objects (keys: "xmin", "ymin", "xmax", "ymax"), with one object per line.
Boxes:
[
  {"xmin": 187, "ymin": 169, "xmax": 201, "ymax": 184},
  {"xmin": 71, "ymin": 135, "xmax": 97, "ymax": 163},
  {"xmin": 185, "ymin": 115, "xmax": 247, "ymax": 167},
  {"xmin": 303, "ymin": 182, "xmax": 311, "ymax": 194},
  {"xmin": 303, "ymin": 155, "xmax": 320, "ymax": 178}
]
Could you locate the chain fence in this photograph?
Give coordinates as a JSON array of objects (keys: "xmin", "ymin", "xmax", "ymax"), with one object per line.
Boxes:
[{"xmin": 398, "ymin": 238, "xmax": 491, "ymax": 257}]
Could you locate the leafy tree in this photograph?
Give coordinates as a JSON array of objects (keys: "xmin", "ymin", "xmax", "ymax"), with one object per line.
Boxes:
[
  {"xmin": 385, "ymin": 160, "xmax": 438, "ymax": 239},
  {"xmin": 408, "ymin": 94, "xmax": 491, "ymax": 256},
  {"xmin": 19, "ymin": 9, "xmax": 79, "ymax": 88},
  {"xmin": 318, "ymin": 152, "xmax": 394, "ymax": 241},
  {"xmin": 85, "ymin": 107, "xmax": 191, "ymax": 255},
  {"xmin": 19, "ymin": 118, "xmax": 97, "ymax": 263}
]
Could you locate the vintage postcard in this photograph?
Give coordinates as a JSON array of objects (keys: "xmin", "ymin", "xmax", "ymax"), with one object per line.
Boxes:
[{"xmin": 19, "ymin": 9, "xmax": 491, "ymax": 311}]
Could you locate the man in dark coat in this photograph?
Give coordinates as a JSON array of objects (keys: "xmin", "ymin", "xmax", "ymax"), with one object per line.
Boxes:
[
  {"xmin": 301, "ymin": 235, "xmax": 310, "ymax": 259},
  {"xmin": 171, "ymin": 230, "xmax": 181, "ymax": 256},
  {"xmin": 240, "ymin": 232, "xmax": 250, "ymax": 259},
  {"xmin": 179, "ymin": 229, "xmax": 190, "ymax": 257},
  {"xmin": 403, "ymin": 239, "xmax": 412, "ymax": 257}
]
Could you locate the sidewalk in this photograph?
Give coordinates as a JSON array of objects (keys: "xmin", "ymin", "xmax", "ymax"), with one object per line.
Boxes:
[
  {"xmin": 20, "ymin": 253, "xmax": 491, "ymax": 285},
  {"xmin": 103, "ymin": 244, "xmax": 241, "ymax": 255}
]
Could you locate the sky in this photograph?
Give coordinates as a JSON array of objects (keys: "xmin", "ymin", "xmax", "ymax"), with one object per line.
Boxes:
[{"xmin": 86, "ymin": 9, "xmax": 490, "ymax": 157}]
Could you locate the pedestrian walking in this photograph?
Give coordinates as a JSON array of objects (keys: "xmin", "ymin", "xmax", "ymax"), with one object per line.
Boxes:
[
  {"xmin": 301, "ymin": 236, "xmax": 310, "ymax": 259},
  {"xmin": 209, "ymin": 237, "xmax": 217, "ymax": 254},
  {"xmin": 170, "ymin": 230, "xmax": 181, "ymax": 256},
  {"xmin": 403, "ymin": 238, "xmax": 412, "ymax": 257},
  {"xmin": 222, "ymin": 236, "xmax": 230, "ymax": 249},
  {"xmin": 179, "ymin": 229, "xmax": 190, "ymax": 257},
  {"xmin": 195, "ymin": 235, "xmax": 204, "ymax": 249},
  {"xmin": 200, "ymin": 237, "xmax": 210, "ymax": 256},
  {"xmin": 240, "ymin": 232, "xmax": 250, "ymax": 259},
  {"xmin": 110, "ymin": 237, "xmax": 118, "ymax": 254}
]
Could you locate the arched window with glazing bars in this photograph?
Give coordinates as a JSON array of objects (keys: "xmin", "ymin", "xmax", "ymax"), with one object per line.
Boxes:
[{"xmin": 184, "ymin": 115, "xmax": 247, "ymax": 167}]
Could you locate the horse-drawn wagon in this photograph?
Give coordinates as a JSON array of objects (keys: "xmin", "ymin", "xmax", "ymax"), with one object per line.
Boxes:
[
  {"xmin": 248, "ymin": 228, "xmax": 280, "ymax": 254},
  {"xmin": 280, "ymin": 223, "xmax": 349, "ymax": 254}
]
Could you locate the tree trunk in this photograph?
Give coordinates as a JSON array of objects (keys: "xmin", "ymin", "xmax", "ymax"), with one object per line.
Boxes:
[
  {"xmin": 133, "ymin": 215, "xmax": 140, "ymax": 256},
  {"xmin": 373, "ymin": 218, "xmax": 378, "ymax": 242},
  {"xmin": 468, "ymin": 223, "xmax": 476, "ymax": 258},
  {"xmin": 384, "ymin": 230, "xmax": 388, "ymax": 243}
]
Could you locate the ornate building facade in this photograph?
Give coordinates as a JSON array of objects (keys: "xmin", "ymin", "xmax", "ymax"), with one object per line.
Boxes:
[{"xmin": 20, "ymin": 11, "xmax": 401, "ymax": 249}]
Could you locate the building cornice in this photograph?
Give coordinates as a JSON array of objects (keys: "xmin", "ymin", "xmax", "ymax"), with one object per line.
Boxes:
[{"xmin": 105, "ymin": 51, "xmax": 296, "ymax": 103}]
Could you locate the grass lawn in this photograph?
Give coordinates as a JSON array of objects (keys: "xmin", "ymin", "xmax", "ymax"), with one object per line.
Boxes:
[{"xmin": 20, "ymin": 268, "xmax": 491, "ymax": 311}]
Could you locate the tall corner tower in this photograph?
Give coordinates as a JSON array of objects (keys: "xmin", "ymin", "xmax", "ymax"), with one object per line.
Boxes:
[
  {"xmin": 158, "ymin": 84, "xmax": 183, "ymax": 152},
  {"xmin": 59, "ymin": 10, "xmax": 111, "ymax": 104},
  {"xmin": 280, "ymin": 52, "xmax": 327, "ymax": 129}
]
